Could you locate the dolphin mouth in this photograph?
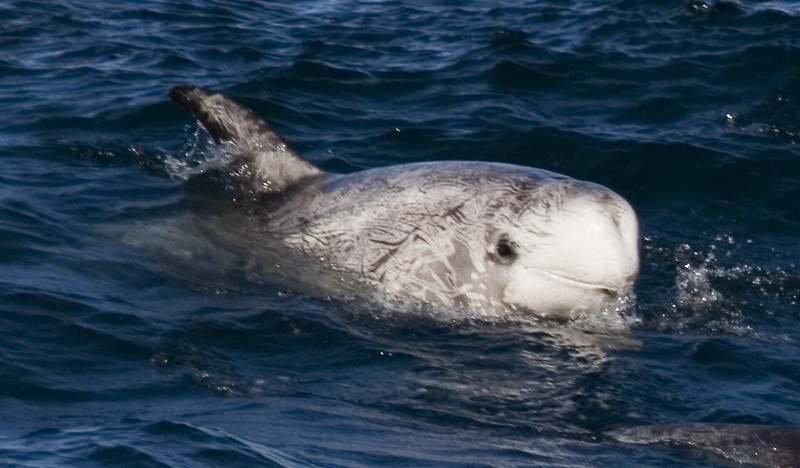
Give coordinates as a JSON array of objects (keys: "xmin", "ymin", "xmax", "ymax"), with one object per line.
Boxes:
[
  {"xmin": 537, "ymin": 270, "xmax": 628, "ymax": 296},
  {"xmin": 502, "ymin": 268, "xmax": 637, "ymax": 318}
]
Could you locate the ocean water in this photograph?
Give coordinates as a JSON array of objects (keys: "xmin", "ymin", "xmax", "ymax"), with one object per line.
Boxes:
[{"xmin": 1, "ymin": 0, "xmax": 799, "ymax": 466}]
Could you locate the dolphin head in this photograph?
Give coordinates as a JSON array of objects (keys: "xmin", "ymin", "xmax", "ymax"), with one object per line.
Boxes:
[{"xmin": 481, "ymin": 178, "xmax": 639, "ymax": 318}]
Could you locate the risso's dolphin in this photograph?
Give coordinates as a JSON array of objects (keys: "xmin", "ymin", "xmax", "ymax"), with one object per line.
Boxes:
[
  {"xmin": 169, "ymin": 85, "xmax": 639, "ymax": 319},
  {"xmin": 610, "ymin": 423, "xmax": 800, "ymax": 467}
]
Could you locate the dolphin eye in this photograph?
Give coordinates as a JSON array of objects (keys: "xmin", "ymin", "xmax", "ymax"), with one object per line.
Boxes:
[{"xmin": 493, "ymin": 235, "xmax": 518, "ymax": 264}]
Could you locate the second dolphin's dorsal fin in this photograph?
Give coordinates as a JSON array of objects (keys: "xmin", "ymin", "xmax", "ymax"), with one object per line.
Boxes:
[{"xmin": 170, "ymin": 85, "xmax": 323, "ymax": 193}]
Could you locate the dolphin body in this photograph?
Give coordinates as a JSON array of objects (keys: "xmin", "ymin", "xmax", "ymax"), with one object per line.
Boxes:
[
  {"xmin": 610, "ymin": 423, "xmax": 800, "ymax": 467},
  {"xmin": 169, "ymin": 85, "xmax": 639, "ymax": 319}
]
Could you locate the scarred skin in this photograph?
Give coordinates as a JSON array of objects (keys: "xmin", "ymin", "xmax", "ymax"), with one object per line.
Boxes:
[{"xmin": 170, "ymin": 85, "xmax": 639, "ymax": 319}]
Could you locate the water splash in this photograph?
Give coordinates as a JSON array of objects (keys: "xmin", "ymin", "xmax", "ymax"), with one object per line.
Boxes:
[
  {"xmin": 159, "ymin": 124, "xmax": 226, "ymax": 181},
  {"xmin": 647, "ymin": 234, "xmax": 798, "ymax": 337},
  {"xmin": 673, "ymin": 242, "xmax": 724, "ymax": 309},
  {"xmin": 561, "ymin": 291, "xmax": 641, "ymax": 336}
]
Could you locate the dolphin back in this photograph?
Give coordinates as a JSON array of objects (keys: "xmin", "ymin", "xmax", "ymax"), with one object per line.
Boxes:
[
  {"xmin": 170, "ymin": 84, "xmax": 323, "ymax": 193},
  {"xmin": 610, "ymin": 423, "xmax": 800, "ymax": 467}
]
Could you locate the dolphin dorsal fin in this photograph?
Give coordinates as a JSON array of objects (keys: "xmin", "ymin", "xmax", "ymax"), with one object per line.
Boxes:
[{"xmin": 170, "ymin": 84, "xmax": 323, "ymax": 193}]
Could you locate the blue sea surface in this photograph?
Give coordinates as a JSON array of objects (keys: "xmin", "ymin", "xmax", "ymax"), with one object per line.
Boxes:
[{"xmin": 1, "ymin": 0, "xmax": 800, "ymax": 466}]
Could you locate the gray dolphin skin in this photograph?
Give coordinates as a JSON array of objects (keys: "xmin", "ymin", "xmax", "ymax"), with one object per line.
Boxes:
[
  {"xmin": 169, "ymin": 85, "xmax": 639, "ymax": 319},
  {"xmin": 609, "ymin": 423, "xmax": 800, "ymax": 467}
]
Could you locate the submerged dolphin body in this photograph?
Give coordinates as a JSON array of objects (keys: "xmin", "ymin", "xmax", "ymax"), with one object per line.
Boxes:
[
  {"xmin": 610, "ymin": 423, "xmax": 800, "ymax": 467},
  {"xmin": 169, "ymin": 85, "xmax": 639, "ymax": 319}
]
